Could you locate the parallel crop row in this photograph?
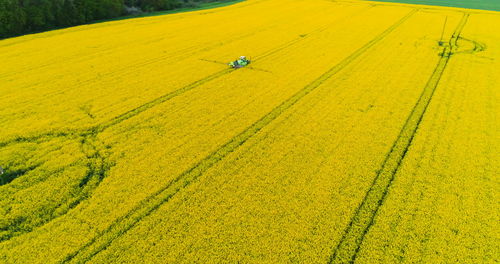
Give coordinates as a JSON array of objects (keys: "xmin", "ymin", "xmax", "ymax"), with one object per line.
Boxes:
[
  {"xmin": 0, "ymin": 0, "xmax": 497, "ymax": 263},
  {"xmin": 354, "ymin": 13, "xmax": 500, "ymax": 264},
  {"xmin": 0, "ymin": 0, "xmax": 339, "ymax": 142},
  {"xmin": 64, "ymin": 8, "xmax": 417, "ymax": 263},
  {"xmin": 85, "ymin": 9, "xmax": 459, "ymax": 264},
  {"xmin": 0, "ymin": 1, "xmax": 383, "ymax": 262},
  {"xmin": 0, "ymin": 0, "xmax": 362, "ymax": 245},
  {"xmin": 330, "ymin": 13, "xmax": 469, "ymax": 264}
]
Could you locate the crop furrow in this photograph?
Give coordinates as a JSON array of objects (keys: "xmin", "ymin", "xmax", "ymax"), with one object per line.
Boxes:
[
  {"xmin": 328, "ymin": 12, "xmax": 469, "ymax": 264},
  {"xmin": 61, "ymin": 9, "xmax": 417, "ymax": 263}
]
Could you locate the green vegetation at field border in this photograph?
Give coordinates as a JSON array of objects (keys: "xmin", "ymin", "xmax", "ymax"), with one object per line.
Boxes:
[
  {"xmin": 365, "ymin": 0, "xmax": 500, "ymax": 12},
  {"xmin": 329, "ymin": 12, "xmax": 471, "ymax": 264},
  {"xmin": 95, "ymin": 0, "xmax": 247, "ymax": 23},
  {"xmin": 0, "ymin": 0, "xmax": 246, "ymax": 41},
  {"xmin": 61, "ymin": 9, "xmax": 418, "ymax": 264}
]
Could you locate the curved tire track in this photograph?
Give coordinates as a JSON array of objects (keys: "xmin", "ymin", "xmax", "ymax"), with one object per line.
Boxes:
[{"xmin": 0, "ymin": 5, "xmax": 371, "ymax": 243}]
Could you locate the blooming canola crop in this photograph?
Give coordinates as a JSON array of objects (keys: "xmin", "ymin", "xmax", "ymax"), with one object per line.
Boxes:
[{"xmin": 0, "ymin": 0, "xmax": 498, "ymax": 263}]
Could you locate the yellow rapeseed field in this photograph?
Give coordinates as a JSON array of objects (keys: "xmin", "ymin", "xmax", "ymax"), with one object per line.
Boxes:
[{"xmin": 0, "ymin": 0, "xmax": 498, "ymax": 263}]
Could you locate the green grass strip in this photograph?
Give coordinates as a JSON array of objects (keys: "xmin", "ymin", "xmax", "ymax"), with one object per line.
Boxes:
[
  {"xmin": 100, "ymin": 0, "xmax": 247, "ymax": 22},
  {"xmin": 365, "ymin": 0, "xmax": 500, "ymax": 12}
]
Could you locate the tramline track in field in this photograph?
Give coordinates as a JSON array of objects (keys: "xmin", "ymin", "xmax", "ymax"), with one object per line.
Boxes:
[
  {"xmin": 328, "ymin": 12, "xmax": 470, "ymax": 264},
  {"xmin": 0, "ymin": 4, "xmax": 376, "ymax": 243},
  {"xmin": 5, "ymin": 21, "xmax": 278, "ymax": 94},
  {"xmin": 61, "ymin": 9, "xmax": 417, "ymax": 263},
  {"xmin": 1, "ymin": 0, "xmax": 349, "ymax": 98},
  {"xmin": 0, "ymin": 4, "xmax": 371, "ymax": 148},
  {"xmin": 0, "ymin": 0, "xmax": 274, "ymax": 77},
  {"xmin": 40, "ymin": 3, "xmax": 366, "ymax": 100}
]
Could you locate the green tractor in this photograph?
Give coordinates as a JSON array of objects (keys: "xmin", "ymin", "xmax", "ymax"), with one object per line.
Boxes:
[{"xmin": 229, "ymin": 56, "xmax": 250, "ymax": 68}]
